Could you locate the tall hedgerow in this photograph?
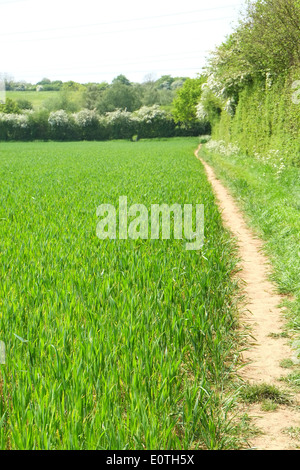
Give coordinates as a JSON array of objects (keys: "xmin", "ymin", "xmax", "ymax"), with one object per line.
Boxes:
[
  {"xmin": 0, "ymin": 104, "xmax": 209, "ymax": 142},
  {"xmin": 198, "ymin": 0, "xmax": 300, "ymax": 166},
  {"xmin": 73, "ymin": 109, "xmax": 107, "ymax": 141},
  {"xmin": 133, "ymin": 105, "xmax": 175, "ymax": 138},
  {"xmin": 0, "ymin": 112, "xmax": 30, "ymax": 140}
]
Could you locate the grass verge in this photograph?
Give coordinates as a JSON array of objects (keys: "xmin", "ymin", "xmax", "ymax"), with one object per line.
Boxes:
[{"xmin": 199, "ymin": 143, "xmax": 300, "ymax": 333}]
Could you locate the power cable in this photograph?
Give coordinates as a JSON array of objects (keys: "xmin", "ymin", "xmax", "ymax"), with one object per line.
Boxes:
[
  {"xmin": 3, "ymin": 15, "xmax": 237, "ymax": 43},
  {"xmin": 0, "ymin": 3, "xmax": 241, "ymax": 36},
  {"xmin": 6, "ymin": 50, "xmax": 211, "ymax": 75}
]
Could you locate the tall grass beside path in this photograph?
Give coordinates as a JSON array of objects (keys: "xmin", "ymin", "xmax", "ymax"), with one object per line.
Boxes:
[{"xmin": 200, "ymin": 142, "xmax": 300, "ymax": 326}]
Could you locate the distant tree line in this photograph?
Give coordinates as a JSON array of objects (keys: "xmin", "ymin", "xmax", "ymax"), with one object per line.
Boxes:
[
  {"xmin": 0, "ymin": 73, "xmax": 210, "ymax": 141},
  {"xmin": 2, "ymin": 74, "xmax": 188, "ymax": 111}
]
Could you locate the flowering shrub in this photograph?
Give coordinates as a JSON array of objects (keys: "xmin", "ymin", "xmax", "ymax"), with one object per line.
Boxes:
[
  {"xmin": 72, "ymin": 109, "xmax": 107, "ymax": 140},
  {"xmin": 197, "ymin": 1, "xmax": 300, "ymax": 168},
  {"xmin": 195, "ymin": 102, "xmax": 208, "ymax": 122},
  {"xmin": 196, "ymin": 83, "xmax": 223, "ymax": 127},
  {"xmin": 48, "ymin": 110, "xmax": 75, "ymax": 140},
  {"xmin": 48, "ymin": 110, "xmax": 71, "ymax": 127},
  {"xmin": 133, "ymin": 105, "xmax": 174, "ymax": 138},
  {"xmin": 0, "ymin": 112, "xmax": 29, "ymax": 128},
  {"xmin": 104, "ymin": 109, "xmax": 135, "ymax": 140},
  {"xmin": 0, "ymin": 112, "xmax": 30, "ymax": 140},
  {"xmin": 73, "ymin": 109, "xmax": 99, "ymax": 127},
  {"xmin": 0, "ymin": 105, "xmax": 210, "ymax": 141},
  {"xmin": 134, "ymin": 105, "xmax": 166, "ymax": 123}
]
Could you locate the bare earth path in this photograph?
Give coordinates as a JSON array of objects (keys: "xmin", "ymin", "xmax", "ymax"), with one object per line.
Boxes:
[{"xmin": 195, "ymin": 145, "xmax": 300, "ymax": 450}]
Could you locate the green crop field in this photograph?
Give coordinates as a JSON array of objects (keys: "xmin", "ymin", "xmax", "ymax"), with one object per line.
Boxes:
[{"xmin": 0, "ymin": 138, "xmax": 241, "ymax": 450}]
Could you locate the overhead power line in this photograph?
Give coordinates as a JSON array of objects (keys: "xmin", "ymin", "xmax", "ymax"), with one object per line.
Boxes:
[
  {"xmin": 7, "ymin": 49, "xmax": 211, "ymax": 75},
  {"xmin": 3, "ymin": 15, "xmax": 237, "ymax": 44},
  {"xmin": 0, "ymin": 3, "xmax": 241, "ymax": 36}
]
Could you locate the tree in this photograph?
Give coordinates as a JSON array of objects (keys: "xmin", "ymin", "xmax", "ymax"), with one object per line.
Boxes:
[
  {"xmin": 172, "ymin": 76, "xmax": 205, "ymax": 123},
  {"xmin": 238, "ymin": 0, "xmax": 300, "ymax": 76},
  {"xmin": 203, "ymin": 32, "xmax": 253, "ymax": 113},
  {"xmin": 96, "ymin": 82, "xmax": 141, "ymax": 114},
  {"xmin": 202, "ymin": 0, "xmax": 300, "ymax": 118},
  {"xmin": 62, "ymin": 81, "xmax": 84, "ymax": 92},
  {"xmin": 42, "ymin": 90, "xmax": 81, "ymax": 113},
  {"xmin": 37, "ymin": 78, "xmax": 51, "ymax": 85},
  {"xmin": 16, "ymin": 99, "xmax": 33, "ymax": 111},
  {"xmin": 156, "ymin": 75, "xmax": 174, "ymax": 90},
  {"xmin": 141, "ymin": 81, "xmax": 160, "ymax": 106},
  {"xmin": 0, "ymin": 98, "xmax": 21, "ymax": 114},
  {"xmin": 112, "ymin": 74, "xmax": 131, "ymax": 86},
  {"xmin": 82, "ymin": 82, "xmax": 109, "ymax": 110}
]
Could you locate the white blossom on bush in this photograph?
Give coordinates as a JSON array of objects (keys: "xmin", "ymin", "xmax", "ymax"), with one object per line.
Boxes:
[
  {"xmin": 48, "ymin": 110, "xmax": 71, "ymax": 127},
  {"xmin": 224, "ymin": 98, "xmax": 236, "ymax": 116},
  {"xmin": 73, "ymin": 109, "xmax": 99, "ymax": 127},
  {"xmin": 105, "ymin": 109, "xmax": 132, "ymax": 124},
  {"xmin": 196, "ymin": 102, "xmax": 208, "ymax": 122},
  {"xmin": 0, "ymin": 112, "xmax": 29, "ymax": 128},
  {"xmin": 133, "ymin": 105, "xmax": 169, "ymax": 123}
]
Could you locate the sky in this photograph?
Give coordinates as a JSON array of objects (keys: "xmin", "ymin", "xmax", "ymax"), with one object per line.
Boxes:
[{"xmin": 0, "ymin": 0, "xmax": 246, "ymax": 84}]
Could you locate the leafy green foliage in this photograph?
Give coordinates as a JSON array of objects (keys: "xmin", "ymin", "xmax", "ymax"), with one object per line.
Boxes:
[
  {"xmin": 0, "ymin": 105, "xmax": 210, "ymax": 141},
  {"xmin": 201, "ymin": 0, "xmax": 300, "ymax": 166},
  {"xmin": 133, "ymin": 105, "xmax": 175, "ymax": 138},
  {"xmin": 0, "ymin": 98, "xmax": 21, "ymax": 114},
  {"xmin": 172, "ymin": 77, "xmax": 206, "ymax": 123},
  {"xmin": 212, "ymin": 72, "xmax": 300, "ymax": 166},
  {"xmin": 15, "ymin": 99, "xmax": 33, "ymax": 111},
  {"xmin": 2, "ymin": 74, "xmax": 193, "ymax": 140},
  {"xmin": 42, "ymin": 90, "xmax": 82, "ymax": 113},
  {"xmin": 112, "ymin": 74, "xmax": 132, "ymax": 86},
  {"xmin": 238, "ymin": 0, "xmax": 300, "ymax": 77},
  {"xmin": 96, "ymin": 81, "xmax": 142, "ymax": 113},
  {"xmin": 82, "ymin": 83, "xmax": 109, "ymax": 110},
  {"xmin": 200, "ymin": 142, "xmax": 300, "ymax": 322}
]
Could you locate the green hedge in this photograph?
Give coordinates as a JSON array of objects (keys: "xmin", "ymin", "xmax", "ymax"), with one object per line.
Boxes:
[
  {"xmin": 0, "ymin": 105, "xmax": 210, "ymax": 142},
  {"xmin": 212, "ymin": 69, "xmax": 300, "ymax": 166}
]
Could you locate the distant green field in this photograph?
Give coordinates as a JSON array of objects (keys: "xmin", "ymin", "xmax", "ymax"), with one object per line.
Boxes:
[
  {"xmin": 6, "ymin": 90, "xmax": 59, "ymax": 109},
  {"xmin": 0, "ymin": 138, "xmax": 241, "ymax": 450},
  {"xmin": 6, "ymin": 90, "xmax": 82, "ymax": 110}
]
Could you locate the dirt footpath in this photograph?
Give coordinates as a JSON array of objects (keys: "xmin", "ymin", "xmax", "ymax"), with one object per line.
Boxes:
[{"xmin": 195, "ymin": 145, "xmax": 300, "ymax": 450}]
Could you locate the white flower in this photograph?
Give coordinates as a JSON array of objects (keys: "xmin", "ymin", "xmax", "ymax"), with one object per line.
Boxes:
[
  {"xmin": 196, "ymin": 103, "xmax": 208, "ymax": 122},
  {"xmin": 105, "ymin": 109, "xmax": 132, "ymax": 123},
  {"xmin": 133, "ymin": 105, "xmax": 168, "ymax": 123},
  {"xmin": 73, "ymin": 109, "xmax": 99, "ymax": 127},
  {"xmin": 0, "ymin": 112, "xmax": 29, "ymax": 128},
  {"xmin": 206, "ymin": 139, "xmax": 240, "ymax": 157},
  {"xmin": 48, "ymin": 110, "xmax": 70, "ymax": 127}
]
